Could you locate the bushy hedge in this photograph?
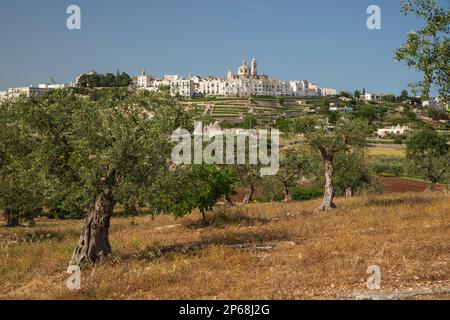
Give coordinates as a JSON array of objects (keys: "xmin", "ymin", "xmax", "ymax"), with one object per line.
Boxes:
[
  {"xmin": 370, "ymin": 156, "xmax": 405, "ymax": 177},
  {"xmin": 291, "ymin": 186, "xmax": 324, "ymax": 201}
]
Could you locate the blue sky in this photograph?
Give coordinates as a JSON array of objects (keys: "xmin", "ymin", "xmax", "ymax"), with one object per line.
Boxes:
[{"xmin": 0, "ymin": 0, "xmax": 439, "ymax": 94}]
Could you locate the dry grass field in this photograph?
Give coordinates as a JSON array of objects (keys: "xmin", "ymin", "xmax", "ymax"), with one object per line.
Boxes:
[
  {"xmin": 368, "ymin": 146, "xmax": 406, "ymax": 158},
  {"xmin": 0, "ymin": 192, "xmax": 449, "ymax": 300}
]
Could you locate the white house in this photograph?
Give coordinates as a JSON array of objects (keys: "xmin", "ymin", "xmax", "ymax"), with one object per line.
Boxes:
[
  {"xmin": 321, "ymin": 88, "xmax": 338, "ymax": 96},
  {"xmin": 377, "ymin": 125, "xmax": 409, "ymax": 138},
  {"xmin": 0, "ymin": 82, "xmax": 72, "ymax": 101},
  {"xmin": 169, "ymin": 78, "xmax": 195, "ymax": 97},
  {"xmin": 308, "ymin": 82, "xmax": 320, "ymax": 96},
  {"xmin": 5, "ymin": 86, "xmax": 50, "ymax": 98},
  {"xmin": 364, "ymin": 93, "xmax": 383, "ymax": 102},
  {"xmin": 290, "ymin": 80, "xmax": 309, "ymax": 96}
]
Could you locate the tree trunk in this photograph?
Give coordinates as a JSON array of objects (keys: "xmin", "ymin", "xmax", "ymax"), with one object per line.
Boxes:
[
  {"xmin": 283, "ymin": 182, "xmax": 292, "ymax": 202},
  {"xmin": 425, "ymin": 182, "xmax": 436, "ymax": 192},
  {"xmin": 69, "ymin": 190, "xmax": 115, "ymax": 267},
  {"xmin": 345, "ymin": 187, "xmax": 353, "ymax": 198},
  {"xmin": 242, "ymin": 184, "xmax": 255, "ymax": 204},
  {"xmin": 201, "ymin": 210, "xmax": 207, "ymax": 226},
  {"xmin": 224, "ymin": 194, "xmax": 234, "ymax": 206},
  {"xmin": 317, "ymin": 159, "xmax": 337, "ymax": 211},
  {"xmin": 124, "ymin": 203, "xmax": 138, "ymax": 216},
  {"xmin": 4, "ymin": 209, "xmax": 20, "ymax": 227}
]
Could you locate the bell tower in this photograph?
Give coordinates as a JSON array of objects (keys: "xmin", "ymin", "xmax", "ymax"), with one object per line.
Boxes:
[
  {"xmin": 227, "ymin": 69, "xmax": 233, "ymax": 80},
  {"xmin": 251, "ymin": 58, "xmax": 257, "ymax": 76}
]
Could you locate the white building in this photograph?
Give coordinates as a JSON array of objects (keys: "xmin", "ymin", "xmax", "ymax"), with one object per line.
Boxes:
[
  {"xmin": 0, "ymin": 81, "xmax": 72, "ymax": 102},
  {"xmin": 5, "ymin": 86, "xmax": 50, "ymax": 98},
  {"xmin": 197, "ymin": 59, "xmax": 294, "ymax": 97},
  {"xmin": 133, "ymin": 69, "xmax": 195, "ymax": 98},
  {"xmin": 364, "ymin": 93, "xmax": 383, "ymax": 102},
  {"xmin": 39, "ymin": 83, "xmax": 70, "ymax": 90},
  {"xmin": 2, "ymin": 83, "xmax": 71, "ymax": 100},
  {"xmin": 321, "ymin": 88, "xmax": 338, "ymax": 96},
  {"xmin": 134, "ymin": 58, "xmax": 335, "ymax": 99},
  {"xmin": 377, "ymin": 125, "xmax": 409, "ymax": 138},
  {"xmin": 136, "ymin": 69, "xmax": 153, "ymax": 88},
  {"xmin": 330, "ymin": 106, "xmax": 353, "ymax": 113},
  {"xmin": 307, "ymin": 82, "xmax": 321, "ymax": 96},
  {"xmin": 290, "ymin": 80, "xmax": 309, "ymax": 96},
  {"xmin": 169, "ymin": 78, "xmax": 195, "ymax": 97}
]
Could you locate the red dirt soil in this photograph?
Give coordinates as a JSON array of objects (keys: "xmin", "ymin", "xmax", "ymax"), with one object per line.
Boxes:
[{"xmin": 378, "ymin": 177, "xmax": 441, "ymax": 193}]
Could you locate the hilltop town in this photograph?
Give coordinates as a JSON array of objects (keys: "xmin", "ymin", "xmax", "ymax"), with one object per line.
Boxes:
[
  {"xmin": 133, "ymin": 58, "xmax": 337, "ymax": 98},
  {"xmin": 2, "ymin": 58, "xmax": 447, "ymax": 113},
  {"xmin": 0, "ymin": 58, "xmax": 337, "ymax": 99}
]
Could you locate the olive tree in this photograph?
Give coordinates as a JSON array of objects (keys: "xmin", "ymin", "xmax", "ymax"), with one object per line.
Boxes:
[
  {"xmin": 23, "ymin": 89, "xmax": 191, "ymax": 266},
  {"xmin": 274, "ymin": 146, "xmax": 315, "ymax": 202},
  {"xmin": 395, "ymin": 0, "xmax": 449, "ymax": 103},
  {"xmin": 160, "ymin": 165, "xmax": 234, "ymax": 225},
  {"xmin": 406, "ymin": 129, "xmax": 450, "ymax": 191},
  {"xmin": 302, "ymin": 118, "xmax": 369, "ymax": 211},
  {"xmin": 235, "ymin": 163, "xmax": 261, "ymax": 204},
  {"xmin": 0, "ymin": 97, "xmax": 44, "ymax": 226},
  {"xmin": 334, "ymin": 151, "xmax": 372, "ymax": 197}
]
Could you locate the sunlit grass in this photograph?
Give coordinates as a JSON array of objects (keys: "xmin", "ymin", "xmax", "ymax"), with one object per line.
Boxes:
[
  {"xmin": 368, "ymin": 147, "xmax": 406, "ymax": 158},
  {"xmin": 0, "ymin": 192, "xmax": 449, "ymax": 299}
]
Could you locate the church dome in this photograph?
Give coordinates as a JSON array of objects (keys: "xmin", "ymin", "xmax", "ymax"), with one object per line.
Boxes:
[{"xmin": 238, "ymin": 60, "xmax": 250, "ymax": 76}]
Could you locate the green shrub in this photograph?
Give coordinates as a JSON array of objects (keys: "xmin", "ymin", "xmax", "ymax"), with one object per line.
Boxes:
[
  {"xmin": 370, "ymin": 156, "xmax": 405, "ymax": 177},
  {"xmin": 291, "ymin": 186, "xmax": 323, "ymax": 201},
  {"xmin": 256, "ymin": 191, "xmax": 285, "ymax": 203}
]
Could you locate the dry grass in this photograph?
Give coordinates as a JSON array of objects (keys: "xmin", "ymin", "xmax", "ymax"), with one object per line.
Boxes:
[
  {"xmin": 0, "ymin": 192, "xmax": 449, "ymax": 300},
  {"xmin": 368, "ymin": 146, "xmax": 406, "ymax": 158}
]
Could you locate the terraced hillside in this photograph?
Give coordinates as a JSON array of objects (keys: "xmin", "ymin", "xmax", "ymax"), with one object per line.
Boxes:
[{"xmin": 184, "ymin": 96, "xmax": 342, "ymax": 123}]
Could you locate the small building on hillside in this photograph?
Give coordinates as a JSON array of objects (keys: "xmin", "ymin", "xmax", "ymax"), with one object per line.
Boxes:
[
  {"xmin": 330, "ymin": 106, "xmax": 353, "ymax": 113},
  {"xmin": 4, "ymin": 86, "xmax": 50, "ymax": 99},
  {"xmin": 321, "ymin": 88, "xmax": 337, "ymax": 96},
  {"xmin": 364, "ymin": 93, "xmax": 383, "ymax": 102},
  {"xmin": 377, "ymin": 125, "xmax": 410, "ymax": 138}
]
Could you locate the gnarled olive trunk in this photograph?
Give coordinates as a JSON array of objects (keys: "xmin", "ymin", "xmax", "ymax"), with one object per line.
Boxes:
[
  {"xmin": 425, "ymin": 177, "xmax": 437, "ymax": 192},
  {"xmin": 242, "ymin": 183, "xmax": 255, "ymax": 204},
  {"xmin": 317, "ymin": 159, "xmax": 336, "ymax": 211},
  {"xmin": 201, "ymin": 210, "xmax": 208, "ymax": 226},
  {"xmin": 283, "ymin": 182, "xmax": 292, "ymax": 202},
  {"xmin": 69, "ymin": 190, "xmax": 115, "ymax": 267},
  {"xmin": 4, "ymin": 209, "xmax": 20, "ymax": 227},
  {"xmin": 224, "ymin": 194, "xmax": 234, "ymax": 206}
]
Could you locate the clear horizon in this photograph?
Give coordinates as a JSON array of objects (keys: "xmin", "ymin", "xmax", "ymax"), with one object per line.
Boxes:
[{"xmin": 0, "ymin": 0, "xmax": 446, "ymax": 94}]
